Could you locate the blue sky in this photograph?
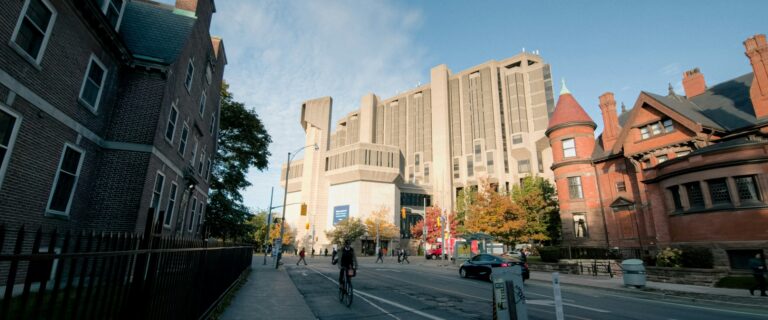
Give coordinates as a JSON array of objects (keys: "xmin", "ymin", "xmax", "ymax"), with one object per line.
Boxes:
[{"xmin": 169, "ymin": 0, "xmax": 766, "ymax": 211}]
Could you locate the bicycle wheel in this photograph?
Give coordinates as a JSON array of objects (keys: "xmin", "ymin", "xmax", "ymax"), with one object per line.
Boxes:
[
  {"xmin": 344, "ymin": 278, "xmax": 353, "ymax": 307},
  {"xmin": 338, "ymin": 272, "xmax": 346, "ymax": 303}
]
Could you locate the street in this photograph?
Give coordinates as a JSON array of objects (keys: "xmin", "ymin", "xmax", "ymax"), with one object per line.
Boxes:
[{"xmin": 282, "ymin": 256, "xmax": 768, "ymax": 320}]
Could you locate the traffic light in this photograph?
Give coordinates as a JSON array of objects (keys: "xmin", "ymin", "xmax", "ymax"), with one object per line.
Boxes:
[
  {"xmin": 305, "ymin": 222, "xmax": 310, "ymax": 230},
  {"xmin": 401, "ymin": 207, "xmax": 406, "ymax": 219},
  {"xmin": 300, "ymin": 203, "xmax": 307, "ymax": 216},
  {"xmin": 273, "ymin": 218, "xmax": 281, "ymax": 224},
  {"xmin": 437, "ymin": 216, "xmax": 441, "ymax": 228}
]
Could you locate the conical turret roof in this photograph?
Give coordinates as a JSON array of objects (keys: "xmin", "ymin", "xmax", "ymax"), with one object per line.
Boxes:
[{"xmin": 547, "ymin": 79, "xmax": 596, "ymax": 133}]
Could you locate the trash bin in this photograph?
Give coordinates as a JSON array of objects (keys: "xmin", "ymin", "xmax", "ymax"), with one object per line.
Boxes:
[{"xmin": 621, "ymin": 259, "xmax": 646, "ymax": 288}]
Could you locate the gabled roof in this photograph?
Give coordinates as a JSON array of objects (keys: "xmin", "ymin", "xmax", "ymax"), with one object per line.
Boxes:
[{"xmin": 119, "ymin": 1, "xmax": 197, "ymax": 64}]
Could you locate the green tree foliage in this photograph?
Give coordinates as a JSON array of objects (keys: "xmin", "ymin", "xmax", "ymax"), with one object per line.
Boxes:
[
  {"xmin": 510, "ymin": 176, "xmax": 560, "ymax": 245},
  {"xmin": 246, "ymin": 211, "xmax": 271, "ymax": 250},
  {"xmin": 206, "ymin": 82, "xmax": 272, "ymax": 241},
  {"xmin": 325, "ymin": 218, "xmax": 367, "ymax": 246},
  {"xmin": 455, "ymin": 187, "xmax": 477, "ymax": 235}
]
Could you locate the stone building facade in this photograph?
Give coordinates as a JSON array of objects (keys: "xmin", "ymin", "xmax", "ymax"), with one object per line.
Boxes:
[
  {"xmin": 281, "ymin": 53, "xmax": 556, "ymax": 253},
  {"xmin": 548, "ymin": 34, "xmax": 768, "ymax": 269},
  {"xmin": 0, "ymin": 0, "xmax": 225, "ymax": 237}
]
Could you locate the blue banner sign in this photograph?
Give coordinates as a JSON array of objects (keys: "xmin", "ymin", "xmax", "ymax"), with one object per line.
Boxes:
[{"xmin": 333, "ymin": 205, "xmax": 350, "ymax": 225}]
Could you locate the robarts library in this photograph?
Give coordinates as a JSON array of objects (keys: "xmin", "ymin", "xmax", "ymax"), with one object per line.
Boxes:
[{"xmin": 280, "ymin": 52, "xmax": 557, "ymax": 254}]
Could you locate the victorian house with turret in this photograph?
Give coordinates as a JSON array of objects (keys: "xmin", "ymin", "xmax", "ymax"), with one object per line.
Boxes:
[{"xmin": 547, "ymin": 34, "xmax": 768, "ymax": 270}]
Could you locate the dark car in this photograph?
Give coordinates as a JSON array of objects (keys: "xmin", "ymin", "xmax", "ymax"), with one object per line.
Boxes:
[{"xmin": 459, "ymin": 254, "xmax": 530, "ymax": 281}]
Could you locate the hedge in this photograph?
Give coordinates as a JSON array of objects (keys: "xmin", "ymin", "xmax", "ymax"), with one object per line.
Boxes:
[{"xmin": 539, "ymin": 246, "xmax": 561, "ymax": 263}]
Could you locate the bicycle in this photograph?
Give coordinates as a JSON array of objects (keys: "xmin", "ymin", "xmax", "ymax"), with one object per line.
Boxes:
[{"xmin": 339, "ymin": 267, "xmax": 354, "ymax": 307}]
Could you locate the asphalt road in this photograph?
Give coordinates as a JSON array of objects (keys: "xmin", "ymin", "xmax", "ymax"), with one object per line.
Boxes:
[{"xmin": 283, "ymin": 256, "xmax": 768, "ymax": 320}]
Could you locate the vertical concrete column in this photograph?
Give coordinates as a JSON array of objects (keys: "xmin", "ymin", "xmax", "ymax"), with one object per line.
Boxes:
[
  {"xmin": 430, "ymin": 64, "xmax": 453, "ymax": 214},
  {"xmin": 300, "ymin": 97, "xmax": 333, "ymax": 249},
  {"xmin": 358, "ymin": 94, "xmax": 377, "ymax": 143}
]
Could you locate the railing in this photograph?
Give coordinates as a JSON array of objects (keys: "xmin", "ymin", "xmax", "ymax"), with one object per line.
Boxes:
[
  {"xmin": 560, "ymin": 246, "xmax": 643, "ymax": 260},
  {"xmin": 0, "ymin": 209, "xmax": 252, "ymax": 319}
]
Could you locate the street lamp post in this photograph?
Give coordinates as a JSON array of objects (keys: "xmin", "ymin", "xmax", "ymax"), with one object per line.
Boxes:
[
  {"xmin": 262, "ymin": 187, "xmax": 274, "ymax": 265},
  {"xmin": 423, "ymin": 198, "xmax": 427, "ymax": 259},
  {"xmin": 274, "ymin": 144, "xmax": 318, "ymax": 269}
]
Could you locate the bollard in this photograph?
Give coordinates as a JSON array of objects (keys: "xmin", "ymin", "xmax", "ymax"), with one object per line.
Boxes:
[
  {"xmin": 552, "ymin": 272, "xmax": 564, "ymax": 320},
  {"xmin": 492, "ymin": 265, "xmax": 528, "ymax": 320}
]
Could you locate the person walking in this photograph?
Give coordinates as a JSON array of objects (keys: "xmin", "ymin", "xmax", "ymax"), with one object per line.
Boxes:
[
  {"xmin": 519, "ymin": 249, "xmax": 527, "ymax": 263},
  {"xmin": 376, "ymin": 248, "xmax": 384, "ymax": 263},
  {"xmin": 297, "ymin": 248, "xmax": 308, "ymax": 266},
  {"xmin": 397, "ymin": 249, "xmax": 402, "ymax": 264},
  {"xmin": 311, "ymin": 248, "xmax": 316, "ymax": 258},
  {"xmin": 401, "ymin": 249, "xmax": 410, "ymax": 264},
  {"xmin": 749, "ymin": 253, "xmax": 767, "ymax": 296},
  {"xmin": 324, "ymin": 248, "xmax": 328, "ymax": 256}
]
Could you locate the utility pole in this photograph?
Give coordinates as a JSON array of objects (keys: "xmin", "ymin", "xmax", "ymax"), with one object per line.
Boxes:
[
  {"xmin": 275, "ymin": 144, "xmax": 317, "ymax": 269},
  {"xmin": 263, "ymin": 187, "xmax": 274, "ymax": 265},
  {"xmin": 375, "ymin": 220, "xmax": 380, "ymax": 256},
  {"xmin": 423, "ymin": 198, "xmax": 428, "ymax": 258}
]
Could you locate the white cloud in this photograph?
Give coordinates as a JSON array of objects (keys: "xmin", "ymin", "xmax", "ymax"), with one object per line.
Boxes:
[{"xmin": 210, "ymin": 0, "xmax": 427, "ymax": 210}]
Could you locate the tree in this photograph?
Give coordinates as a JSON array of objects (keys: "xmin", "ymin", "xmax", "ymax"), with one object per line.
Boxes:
[
  {"xmin": 464, "ymin": 180, "xmax": 526, "ymax": 246},
  {"xmin": 364, "ymin": 206, "xmax": 399, "ymax": 243},
  {"xmin": 325, "ymin": 218, "xmax": 367, "ymax": 246},
  {"xmin": 410, "ymin": 206, "xmax": 458, "ymax": 245},
  {"xmin": 205, "ymin": 81, "xmax": 272, "ymax": 240},
  {"xmin": 510, "ymin": 176, "xmax": 560, "ymax": 245},
  {"xmin": 455, "ymin": 187, "xmax": 478, "ymax": 235},
  {"xmin": 246, "ymin": 211, "xmax": 272, "ymax": 251},
  {"xmin": 269, "ymin": 222, "xmax": 295, "ymax": 246}
]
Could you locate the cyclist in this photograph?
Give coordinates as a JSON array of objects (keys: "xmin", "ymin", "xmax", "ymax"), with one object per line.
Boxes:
[{"xmin": 336, "ymin": 240, "xmax": 357, "ymax": 288}]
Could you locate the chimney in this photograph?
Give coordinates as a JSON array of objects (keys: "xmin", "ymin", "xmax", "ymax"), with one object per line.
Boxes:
[
  {"xmin": 176, "ymin": 0, "xmax": 216, "ymax": 28},
  {"xmin": 682, "ymin": 68, "xmax": 707, "ymax": 98},
  {"xmin": 599, "ymin": 92, "xmax": 620, "ymax": 149},
  {"xmin": 745, "ymin": 34, "xmax": 768, "ymax": 119}
]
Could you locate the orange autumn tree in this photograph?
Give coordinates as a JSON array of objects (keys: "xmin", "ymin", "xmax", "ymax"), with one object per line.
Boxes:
[
  {"xmin": 269, "ymin": 222, "xmax": 295, "ymax": 246},
  {"xmin": 410, "ymin": 206, "xmax": 458, "ymax": 244},
  {"xmin": 464, "ymin": 179, "xmax": 526, "ymax": 245}
]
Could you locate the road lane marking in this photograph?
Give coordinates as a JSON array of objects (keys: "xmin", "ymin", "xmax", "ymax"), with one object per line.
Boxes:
[
  {"xmin": 600, "ymin": 292, "xmax": 768, "ymax": 317},
  {"xmin": 364, "ymin": 268, "xmax": 493, "ymax": 302},
  {"xmin": 308, "ymin": 267, "xmax": 446, "ymax": 320},
  {"xmin": 526, "ymin": 299, "xmax": 610, "ymax": 313},
  {"xmin": 303, "ymin": 267, "xmax": 400, "ymax": 320}
]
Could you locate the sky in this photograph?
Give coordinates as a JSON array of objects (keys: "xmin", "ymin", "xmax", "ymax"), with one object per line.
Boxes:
[{"xmin": 166, "ymin": 0, "xmax": 767, "ymax": 211}]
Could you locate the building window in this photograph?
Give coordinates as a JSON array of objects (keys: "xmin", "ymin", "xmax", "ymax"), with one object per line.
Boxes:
[
  {"xmin": 11, "ymin": 0, "xmax": 56, "ymax": 64},
  {"xmin": 640, "ymin": 127, "xmax": 650, "ymax": 140},
  {"xmin": 562, "ymin": 138, "xmax": 576, "ymax": 158},
  {"xmin": 178, "ymin": 124, "xmax": 189, "ymax": 155},
  {"xmin": 474, "ymin": 142, "xmax": 482, "ymax": 162},
  {"xmin": 657, "ymin": 155, "xmax": 668, "ymax": 163},
  {"xmin": 100, "ymin": 0, "xmax": 125, "ymax": 29},
  {"xmin": 424, "ymin": 164, "xmax": 430, "ymax": 184},
  {"xmin": 0, "ymin": 107, "xmax": 21, "ymax": 189},
  {"xmin": 185, "ymin": 59, "xmax": 195, "ymax": 92},
  {"xmin": 573, "ymin": 213, "xmax": 587, "ymax": 238},
  {"xmin": 486, "ymin": 151, "xmax": 494, "ymax": 174},
  {"xmin": 150, "ymin": 171, "xmax": 165, "ymax": 210},
  {"xmin": 685, "ymin": 182, "xmax": 705, "ymax": 208},
  {"xmin": 205, "ymin": 64, "xmax": 213, "ymax": 84},
  {"xmin": 518, "ymin": 159, "xmax": 530, "ymax": 173},
  {"xmin": 209, "ymin": 113, "xmax": 216, "ymax": 135},
  {"xmin": 78, "ymin": 55, "xmax": 108, "ymax": 111},
  {"xmin": 663, "ymin": 119, "xmax": 674, "ymax": 133},
  {"xmin": 734, "ymin": 176, "xmax": 761, "ymax": 203},
  {"xmin": 198, "ymin": 91, "xmax": 206, "ymax": 116},
  {"xmin": 616, "ymin": 181, "xmax": 626, "ymax": 192},
  {"xmin": 408, "ymin": 167, "xmax": 414, "ymax": 184},
  {"xmin": 453, "ymin": 158, "xmax": 460, "ymax": 179},
  {"xmin": 466, "ymin": 156, "xmax": 474, "ymax": 177},
  {"xmin": 668, "ymin": 186, "xmax": 683, "ymax": 211},
  {"xmin": 164, "ymin": 182, "xmax": 178, "ymax": 227},
  {"xmin": 650, "ymin": 122, "xmax": 662, "ymax": 135},
  {"xmin": 46, "ymin": 144, "xmax": 84, "ymax": 215},
  {"xmin": 165, "ymin": 103, "xmax": 178, "ymax": 142},
  {"xmin": 197, "ymin": 149, "xmax": 206, "ymax": 175},
  {"xmin": 415, "ymin": 154, "xmax": 420, "ymax": 173},
  {"xmin": 640, "ymin": 119, "xmax": 674, "ymax": 140},
  {"xmin": 707, "ymin": 178, "xmax": 731, "ymax": 205},
  {"xmin": 189, "ymin": 137, "xmax": 198, "ymax": 167},
  {"xmin": 568, "ymin": 176, "xmax": 583, "ymax": 199},
  {"xmin": 188, "ymin": 197, "xmax": 198, "ymax": 232},
  {"xmin": 512, "ymin": 134, "xmax": 523, "ymax": 144}
]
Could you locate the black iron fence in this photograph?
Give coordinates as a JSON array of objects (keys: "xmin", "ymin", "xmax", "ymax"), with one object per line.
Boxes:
[
  {"xmin": 0, "ymin": 210, "xmax": 252, "ymax": 320},
  {"xmin": 560, "ymin": 246, "xmax": 643, "ymax": 260}
]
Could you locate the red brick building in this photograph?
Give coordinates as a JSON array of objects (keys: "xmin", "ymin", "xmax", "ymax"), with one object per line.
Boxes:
[
  {"xmin": 0, "ymin": 0, "xmax": 225, "ymax": 237},
  {"xmin": 547, "ymin": 34, "xmax": 768, "ymax": 269}
]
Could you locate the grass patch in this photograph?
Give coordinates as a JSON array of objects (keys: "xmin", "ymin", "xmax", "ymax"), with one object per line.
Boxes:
[
  {"xmin": 208, "ymin": 268, "xmax": 252, "ymax": 320},
  {"xmin": 714, "ymin": 276, "xmax": 755, "ymax": 290},
  {"xmin": 526, "ymin": 256, "xmax": 543, "ymax": 263}
]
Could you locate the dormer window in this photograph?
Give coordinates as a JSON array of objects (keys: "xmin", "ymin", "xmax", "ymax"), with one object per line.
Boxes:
[
  {"xmin": 100, "ymin": 0, "xmax": 126, "ymax": 30},
  {"xmin": 639, "ymin": 118, "xmax": 674, "ymax": 140}
]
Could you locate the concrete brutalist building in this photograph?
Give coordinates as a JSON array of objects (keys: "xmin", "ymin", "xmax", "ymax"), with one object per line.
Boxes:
[
  {"xmin": 0, "ymin": 0, "xmax": 225, "ymax": 237},
  {"xmin": 281, "ymin": 53, "xmax": 556, "ymax": 253}
]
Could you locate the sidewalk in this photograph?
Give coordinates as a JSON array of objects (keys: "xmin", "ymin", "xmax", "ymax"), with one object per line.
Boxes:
[{"xmin": 219, "ymin": 255, "xmax": 316, "ymax": 320}]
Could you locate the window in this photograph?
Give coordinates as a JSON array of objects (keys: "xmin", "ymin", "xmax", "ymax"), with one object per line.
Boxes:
[
  {"xmin": 562, "ymin": 138, "xmax": 576, "ymax": 158},
  {"xmin": 735, "ymin": 176, "xmax": 761, "ymax": 203},
  {"xmin": 178, "ymin": 124, "xmax": 189, "ymax": 155},
  {"xmin": 189, "ymin": 137, "xmax": 198, "ymax": 167},
  {"xmin": 47, "ymin": 144, "xmax": 84, "ymax": 215},
  {"xmin": 453, "ymin": 158, "xmax": 460, "ymax": 179},
  {"xmin": 486, "ymin": 151, "xmax": 494, "ymax": 174},
  {"xmin": 663, "ymin": 119, "xmax": 674, "ymax": 133},
  {"xmin": 685, "ymin": 182, "xmax": 705, "ymax": 208},
  {"xmin": 474, "ymin": 142, "xmax": 482, "ymax": 162},
  {"xmin": 209, "ymin": 113, "xmax": 216, "ymax": 134},
  {"xmin": 512, "ymin": 134, "xmax": 523, "ymax": 144},
  {"xmin": 415, "ymin": 154, "xmax": 420, "ymax": 173},
  {"xmin": 100, "ymin": 0, "xmax": 125, "ymax": 29},
  {"xmin": 616, "ymin": 181, "xmax": 626, "ymax": 192},
  {"xmin": 197, "ymin": 149, "xmax": 206, "ymax": 175},
  {"xmin": 150, "ymin": 171, "xmax": 165, "ymax": 209},
  {"xmin": 205, "ymin": 64, "xmax": 213, "ymax": 84},
  {"xmin": 568, "ymin": 176, "xmax": 583, "ymax": 199},
  {"xmin": 466, "ymin": 156, "xmax": 474, "ymax": 177},
  {"xmin": 185, "ymin": 59, "xmax": 195, "ymax": 91},
  {"xmin": 188, "ymin": 197, "xmax": 198, "ymax": 232},
  {"xmin": 11, "ymin": 0, "xmax": 56, "ymax": 64},
  {"xmin": 573, "ymin": 213, "xmax": 587, "ymax": 238},
  {"xmin": 165, "ymin": 103, "xmax": 178, "ymax": 142},
  {"xmin": 518, "ymin": 159, "xmax": 530, "ymax": 173},
  {"xmin": 640, "ymin": 127, "xmax": 650, "ymax": 140},
  {"xmin": 205, "ymin": 158, "xmax": 212, "ymax": 182},
  {"xmin": 650, "ymin": 123, "xmax": 662, "ymax": 135},
  {"xmin": 728, "ymin": 250, "xmax": 763, "ymax": 270},
  {"xmin": 164, "ymin": 182, "xmax": 178, "ymax": 227},
  {"xmin": 0, "ymin": 107, "xmax": 21, "ymax": 188},
  {"xmin": 424, "ymin": 164, "xmax": 430, "ymax": 184},
  {"xmin": 707, "ymin": 178, "xmax": 731, "ymax": 205},
  {"xmin": 78, "ymin": 55, "xmax": 107, "ymax": 111},
  {"xmin": 668, "ymin": 186, "xmax": 683, "ymax": 211},
  {"xmin": 198, "ymin": 91, "xmax": 206, "ymax": 116},
  {"xmin": 657, "ymin": 155, "xmax": 668, "ymax": 163}
]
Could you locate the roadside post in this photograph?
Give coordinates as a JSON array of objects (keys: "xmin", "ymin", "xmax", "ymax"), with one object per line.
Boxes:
[
  {"xmin": 492, "ymin": 265, "xmax": 528, "ymax": 320},
  {"xmin": 552, "ymin": 272, "xmax": 564, "ymax": 320}
]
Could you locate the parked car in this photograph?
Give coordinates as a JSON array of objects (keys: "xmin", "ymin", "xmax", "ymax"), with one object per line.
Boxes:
[
  {"xmin": 426, "ymin": 247, "xmax": 443, "ymax": 259},
  {"xmin": 459, "ymin": 254, "xmax": 529, "ymax": 282}
]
